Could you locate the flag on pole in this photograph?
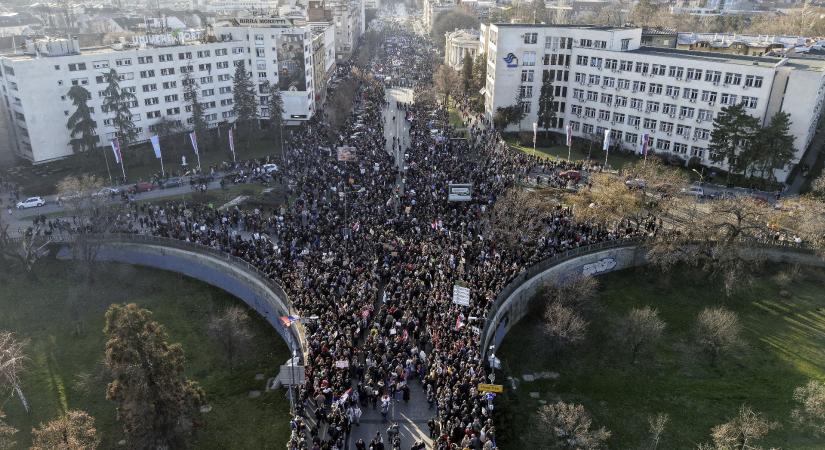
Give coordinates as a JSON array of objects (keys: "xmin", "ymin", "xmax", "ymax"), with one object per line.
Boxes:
[
  {"xmin": 602, "ymin": 129, "xmax": 611, "ymax": 151},
  {"xmin": 228, "ymin": 128, "xmax": 236, "ymax": 159},
  {"xmin": 189, "ymin": 131, "xmax": 199, "ymax": 155},
  {"xmin": 279, "ymin": 315, "xmax": 300, "ymax": 327},
  {"xmin": 110, "ymin": 139, "xmax": 122, "ymax": 164},
  {"xmin": 149, "ymin": 135, "xmax": 162, "ymax": 159},
  {"xmin": 639, "ymin": 133, "xmax": 650, "ymax": 156},
  {"xmin": 566, "ymin": 124, "xmax": 573, "ymax": 147},
  {"xmin": 532, "ymin": 122, "xmax": 537, "ymax": 144},
  {"xmin": 455, "ymin": 313, "xmax": 466, "ymax": 330}
]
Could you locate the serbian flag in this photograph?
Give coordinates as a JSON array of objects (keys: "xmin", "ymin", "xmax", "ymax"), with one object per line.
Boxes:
[
  {"xmin": 279, "ymin": 315, "xmax": 300, "ymax": 327},
  {"xmin": 189, "ymin": 131, "xmax": 199, "ymax": 155},
  {"xmin": 110, "ymin": 139, "xmax": 123, "ymax": 164},
  {"xmin": 566, "ymin": 124, "xmax": 572, "ymax": 147},
  {"xmin": 339, "ymin": 387, "xmax": 352, "ymax": 404},
  {"xmin": 455, "ymin": 313, "xmax": 465, "ymax": 330}
]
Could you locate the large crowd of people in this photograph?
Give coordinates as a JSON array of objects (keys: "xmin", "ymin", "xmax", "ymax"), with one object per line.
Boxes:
[{"xmin": 24, "ymin": 23, "xmax": 639, "ymax": 450}]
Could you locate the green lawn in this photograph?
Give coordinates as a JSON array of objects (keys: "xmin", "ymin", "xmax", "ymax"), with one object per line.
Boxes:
[
  {"xmin": 0, "ymin": 260, "xmax": 291, "ymax": 449},
  {"xmin": 3, "ymin": 135, "xmax": 281, "ymax": 197},
  {"xmin": 497, "ymin": 266, "xmax": 825, "ymax": 449},
  {"xmin": 504, "ymin": 136, "xmax": 638, "ymax": 170}
]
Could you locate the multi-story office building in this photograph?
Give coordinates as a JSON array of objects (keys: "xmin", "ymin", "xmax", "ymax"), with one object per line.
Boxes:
[
  {"xmin": 481, "ymin": 23, "xmax": 825, "ymax": 181},
  {"xmin": 0, "ymin": 17, "xmax": 322, "ymax": 163}
]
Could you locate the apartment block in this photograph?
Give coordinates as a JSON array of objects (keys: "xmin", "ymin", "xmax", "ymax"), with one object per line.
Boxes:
[{"xmin": 0, "ymin": 18, "xmax": 322, "ymax": 163}]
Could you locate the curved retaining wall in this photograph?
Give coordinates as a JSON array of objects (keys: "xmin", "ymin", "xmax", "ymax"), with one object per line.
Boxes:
[
  {"xmin": 481, "ymin": 240, "xmax": 825, "ymax": 361},
  {"xmin": 53, "ymin": 235, "xmax": 307, "ymax": 362}
]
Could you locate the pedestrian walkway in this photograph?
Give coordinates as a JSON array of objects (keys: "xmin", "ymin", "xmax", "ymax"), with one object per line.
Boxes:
[{"xmin": 348, "ymin": 382, "xmax": 433, "ymax": 449}]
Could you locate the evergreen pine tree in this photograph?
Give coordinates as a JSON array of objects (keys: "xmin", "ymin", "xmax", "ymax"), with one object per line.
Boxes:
[
  {"xmin": 231, "ymin": 61, "xmax": 258, "ymax": 146},
  {"xmin": 536, "ymin": 75, "xmax": 556, "ymax": 142},
  {"xmin": 744, "ymin": 111, "xmax": 796, "ymax": 181},
  {"xmin": 461, "ymin": 52, "xmax": 473, "ymax": 94},
  {"xmin": 66, "ymin": 85, "xmax": 99, "ymax": 154},
  {"xmin": 265, "ymin": 81, "xmax": 284, "ymax": 147},
  {"xmin": 102, "ymin": 69, "xmax": 138, "ymax": 146},
  {"xmin": 708, "ymin": 103, "xmax": 759, "ymax": 182},
  {"xmin": 104, "ymin": 303, "xmax": 204, "ymax": 449},
  {"xmin": 182, "ymin": 69, "xmax": 208, "ymax": 149}
]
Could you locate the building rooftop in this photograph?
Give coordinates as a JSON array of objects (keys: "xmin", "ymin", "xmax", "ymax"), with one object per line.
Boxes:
[
  {"xmin": 630, "ymin": 46, "xmax": 785, "ymax": 68},
  {"xmin": 491, "ymin": 23, "xmax": 629, "ymax": 31}
]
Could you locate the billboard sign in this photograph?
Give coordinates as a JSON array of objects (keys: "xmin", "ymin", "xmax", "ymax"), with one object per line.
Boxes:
[
  {"xmin": 277, "ymin": 33, "xmax": 307, "ymax": 91},
  {"xmin": 448, "ymin": 183, "xmax": 472, "ymax": 202}
]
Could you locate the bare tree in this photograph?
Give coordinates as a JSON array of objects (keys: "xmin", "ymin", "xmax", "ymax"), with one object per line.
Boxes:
[
  {"xmin": 0, "ymin": 332, "xmax": 28, "ymax": 412},
  {"xmin": 647, "ymin": 413, "xmax": 669, "ymax": 450},
  {"xmin": 433, "ymin": 64, "xmax": 462, "ymax": 107},
  {"xmin": 31, "ymin": 410, "xmax": 100, "ymax": 450},
  {"xmin": 543, "ymin": 301, "xmax": 588, "ymax": 355},
  {"xmin": 57, "ymin": 174, "xmax": 124, "ymax": 283},
  {"xmin": 791, "ymin": 379, "xmax": 825, "ymax": 437},
  {"xmin": 698, "ymin": 405, "xmax": 778, "ymax": 450},
  {"xmin": 614, "ymin": 306, "xmax": 666, "ymax": 364},
  {"xmin": 489, "ymin": 187, "xmax": 559, "ymax": 254},
  {"xmin": 647, "ymin": 197, "xmax": 779, "ymax": 297},
  {"xmin": 529, "ymin": 401, "xmax": 611, "ymax": 449},
  {"xmin": 0, "ymin": 408, "xmax": 15, "ymax": 450},
  {"xmin": 544, "ymin": 274, "xmax": 600, "ymax": 315},
  {"xmin": 207, "ymin": 306, "xmax": 254, "ymax": 371},
  {"xmin": 566, "ymin": 172, "xmax": 650, "ymax": 233},
  {"xmin": 694, "ymin": 307, "xmax": 743, "ymax": 366}
]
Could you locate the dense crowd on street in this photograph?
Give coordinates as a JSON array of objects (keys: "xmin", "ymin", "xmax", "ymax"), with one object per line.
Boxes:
[{"xmin": 8, "ymin": 24, "xmax": 642, "ymax": 450}]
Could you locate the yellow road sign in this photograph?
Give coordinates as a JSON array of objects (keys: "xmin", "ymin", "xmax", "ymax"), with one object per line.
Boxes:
[{"xmin": 478, "ymin": 383, "xmax": 503, "ymax": 393}]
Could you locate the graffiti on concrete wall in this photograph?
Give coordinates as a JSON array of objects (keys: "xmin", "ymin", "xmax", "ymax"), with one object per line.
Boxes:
[{"xmin": 581, "ymin": 257, "xmax": 617, "ymax": 276}]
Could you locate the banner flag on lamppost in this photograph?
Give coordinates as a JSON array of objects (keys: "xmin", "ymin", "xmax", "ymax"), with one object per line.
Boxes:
[
  {"xmin": 228, "ymin": 128, "xmax": 236, "ymax": 162},
  {"xmin": 110, "ymin": 138, "xmax": 127, "ymax": 181},
  {"xmin": 565, "ymin": 124, "xmax": 573, "ymax": 161},
  {"xmin": 603, "ymin": 129, "xmax": 611, "ymax": 169},
  {"xmin": 149, "ymin": 135, "xmax": 165, "ymax": 177},
  {"xmin": 532, "ymin": 122, "xmax": 537, "ymax": 150},
  {"xmin": 189, "ymin": 131, "xmax": 202, "ymax": 171}
]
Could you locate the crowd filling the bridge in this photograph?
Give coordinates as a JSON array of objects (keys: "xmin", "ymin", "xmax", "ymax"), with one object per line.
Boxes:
[{"xmin": 17, "ymin": 24, "xmax": 648, "ymax": 450}]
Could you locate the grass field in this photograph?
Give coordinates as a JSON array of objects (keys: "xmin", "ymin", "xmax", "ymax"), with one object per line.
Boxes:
[
  {"xmin": 503, "ymin": 136, "xmax": 638, "ymax": 170},
  {"xmin": 0, "ymin": 260, "xmax": 291, "ymax": 449},
  {"xmin": 497, "ymin": 266, "xmax": 825, "ymax": 449}
]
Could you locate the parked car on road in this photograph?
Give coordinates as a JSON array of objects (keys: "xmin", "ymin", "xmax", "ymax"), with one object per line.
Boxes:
[
  {"xmin": 262, "ymin": 163, "xmax": 279, "ymax": 174},
  {"xmin": 16, "ymin": 197, "xmax": 45, "ymax": 209},
  {"xmin": 128, "ymin": 182, "xmax": 155, "ymax": 194},
  {"xmin": 93, "ymin": 187, "xmax": 120, "ymax": 198},
  {"xmin": 679, "ymin": 186, "xmax": 704, "ymax": 198},
  {"xmin": 559, "ymin": 170, "xmax": 582, "ymax": 182},
  {"xmin": 160, "ymin": 177, "xmax": 184, "ymax": 189}
]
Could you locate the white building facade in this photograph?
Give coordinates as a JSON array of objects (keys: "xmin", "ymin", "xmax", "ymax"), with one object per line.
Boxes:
[
  {"xmin": 444, "ymin": 29, "xmax": 480, "ymax": 71},
  {"xmin": 0, "ymin": 19, "xmax": 320, "ymax": 163},
  {"xmin": 482, "ymin": 23, "xmax": 825, "ymax": 181}
]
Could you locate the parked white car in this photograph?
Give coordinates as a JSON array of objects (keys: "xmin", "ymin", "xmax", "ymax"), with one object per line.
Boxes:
[
  {"xmin": 16, "ymin": 197, "xmax": 46, "ymax": 209},
  {"xmin": 262, "ymin": 163, "xmax": 279, "ymax": 174}
]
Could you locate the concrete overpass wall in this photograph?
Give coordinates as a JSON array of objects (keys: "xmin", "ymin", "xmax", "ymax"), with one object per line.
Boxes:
[
  {"xmin": 54, "ymin": 236, "xmax": 307, "ymax": 361},
  {"xmin": 481, "ymin": 240, "xmax": 825, "ymax": 361}
]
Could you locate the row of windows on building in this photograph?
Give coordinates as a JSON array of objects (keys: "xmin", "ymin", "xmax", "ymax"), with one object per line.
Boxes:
[
  {"xmin": 568, "ymin": 107, "xmax": 712, "ymax": 138},
  {"xmin": 570, "ymin": 97, "xmax": 716, "ymax": 121},
  {"xmin": 568, "ymin": 121, "xmax": 709, "ymax": 158},
  {"xmin": 570, "ymin": 87, "xmax": 758, "ymax": 110},
  {"xmin": 520, "ymin": 34, "xmax": 631, "ymax": 51},
  {"xmin": 63, "ymin": 48, "xmax": 244, "ymax": 72},
  {"xmin": 575, "ymin": 57, "xmax": 765, "ymax": 88}
]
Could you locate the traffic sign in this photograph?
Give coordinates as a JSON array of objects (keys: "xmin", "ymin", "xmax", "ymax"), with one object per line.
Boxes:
[{"xmin": 478, "ymin": 383, "xmax": 503, "ymax": 393}]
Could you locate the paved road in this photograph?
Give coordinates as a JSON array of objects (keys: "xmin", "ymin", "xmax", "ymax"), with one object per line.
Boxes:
[
  {"xmin": 348, "ymin": 382, "xmax": 433, "ymax": 449},
  {"xmin": 345, "ymin": 86, "xmax": 433, "ymax": 450}
]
